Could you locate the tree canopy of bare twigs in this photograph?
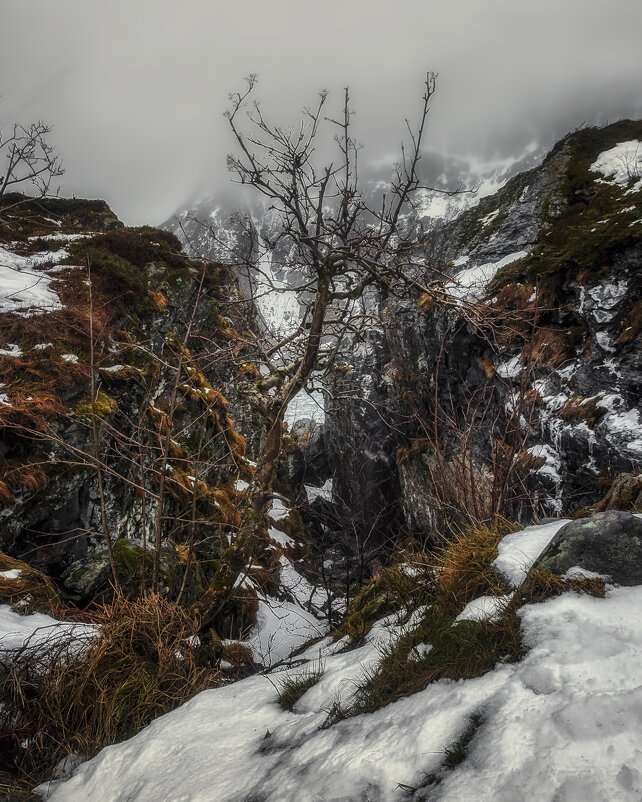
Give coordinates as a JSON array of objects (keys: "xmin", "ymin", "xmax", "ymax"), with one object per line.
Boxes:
[
  {"xmin": 0, "ymin": 117, "xmax": 64, "ymax": 203},
  {"xmin": 223, "ymin": 72, "xmax": 464, "ymax": 521}
]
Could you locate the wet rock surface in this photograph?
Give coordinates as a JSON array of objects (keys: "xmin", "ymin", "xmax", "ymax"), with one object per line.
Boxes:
[
  {"xmin": 324, "ymin": 122, "xmax": 642, "ymax": 540},
  {"xmin": 536, "ymin": 511, "xmax": 642, "ymax": 585}
]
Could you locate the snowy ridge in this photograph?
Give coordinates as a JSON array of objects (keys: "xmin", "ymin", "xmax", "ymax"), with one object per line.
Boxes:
[{"xmin": 40, "ymin": 519, "xmax": 642, "ymax": 802}]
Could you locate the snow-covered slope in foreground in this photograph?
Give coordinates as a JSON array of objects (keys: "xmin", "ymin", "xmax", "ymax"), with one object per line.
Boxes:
[{"xmin": 41, "ymin": 522, "xmax": 642, "ymax": 802}]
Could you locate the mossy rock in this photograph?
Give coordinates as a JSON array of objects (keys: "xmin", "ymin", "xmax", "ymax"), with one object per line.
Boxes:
[{"xmin": 535, "ymin": 511, "xmax": 642, "ymax": 585}]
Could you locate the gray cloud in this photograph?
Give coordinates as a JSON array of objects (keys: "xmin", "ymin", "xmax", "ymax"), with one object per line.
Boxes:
[{"xmin": 1, "ymin": 0, "xmax": 641, "ymax": 224}]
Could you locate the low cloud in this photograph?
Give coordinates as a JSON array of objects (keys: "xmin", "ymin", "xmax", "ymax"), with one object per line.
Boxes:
[{"xmin": 1, "ymin": 0, "xmax": 641, "ymax": 224}]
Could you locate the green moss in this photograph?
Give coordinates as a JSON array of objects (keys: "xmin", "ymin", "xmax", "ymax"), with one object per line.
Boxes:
[
  {"xmin": 0, "ymin": 193, "xmax": 122, "ymax": 239},
  {"xmin": 72, "ymin": 391, "xmax": 117, "ymax": 423},
  {"xmin": 112, "ymin": 539, "xmax": 155, "ymax": 587},
  {"xmin": 64, "ymin": 244, "xmax": 148, "ymax": 308},
  {"xmin": 333, "ymin": 560, "xmax": 434, "ymax": 644},
  {"xmin": 490, "ymin": 121, "xmax": 642, "ymax": 297}
]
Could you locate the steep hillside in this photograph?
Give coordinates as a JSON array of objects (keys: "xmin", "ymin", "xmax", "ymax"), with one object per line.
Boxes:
[
  {"xmin": 325, "ymin": 121, "xmax": 642, "ymax": 542},
  {"xmin": 0, "ymin": 195, "xmax": 264, "ymax": 604}
]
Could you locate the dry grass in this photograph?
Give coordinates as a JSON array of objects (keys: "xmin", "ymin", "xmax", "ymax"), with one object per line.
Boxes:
[
  {"xmin": 618, "ymin": 298, "xmax": 642, "ymax": 344},
  {"xmin": 327, "ymin": 522, "xmax": 605, "ymax": 724},
  {"xmin": 519, "ymin": 568, "xmax": 605, "ymax": 603},
  {"xmin": 0, "ymin": 552, "xmax": 60, "ymax": 615},
  {"xmin": 522, "ymin": 326, "xmax": 580, "ymax": 368},
  {"xmin": 0, "ymin": 593, "xmax": 221, "ymax": 784},
  {"xmin": 431, "ymin": 519, "xmax": 516, "ymax": 617},
  {"xmin": 559, "ymin": 395, "xmax": 606, "ymax": 426}
]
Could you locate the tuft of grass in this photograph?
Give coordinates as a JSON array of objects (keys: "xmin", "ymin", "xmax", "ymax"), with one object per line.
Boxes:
[
  {"xmin": 0, "ymin": 593, "xmax": 221, "ymax": 784},
  {"xmin": 520, "ymin": 567, "xmax": 605, "ymax": 602},
  {"xmin": 278, "ymin": 665, "xmax": 324, "ymax": 711},
  {"xmin": 432, "ymin": 519, "xmax": 516, "ymax": 618},
  {"xmin": 442, "ymin": 712, "xmax": 484, "ymax": 770},
  {"xmin": 558, "ymin": 395, "xmax": 608, "ymax": 426},
  {"xmin": 326, "ymin": 521, "xmax": 605, "ymax": 725},
  {"xmin": 401, "ymin": 712, "xmax": 485, "ymax": 797}
]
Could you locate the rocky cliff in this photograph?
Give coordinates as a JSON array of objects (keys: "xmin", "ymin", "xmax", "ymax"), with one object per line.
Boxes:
[
  {"xmin": 324, "ymin": 120, "xmax": 642, "ymax": 542},
  {"xmin": 0, "ymin": 194, "xmax": 262, "ymax": 605}
]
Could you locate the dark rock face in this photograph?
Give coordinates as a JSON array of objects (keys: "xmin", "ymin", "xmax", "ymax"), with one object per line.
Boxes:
[
  {"xmin": 324, "ymin": 121, "xmax": 642, "ymax": 542},
  {"xmin": 285, "ymin": 419, "xmax": 330, "ymax": 494},
  {"xmin": 536, "ymin": 511, "xmax": 642, "ymax": 585},
  {"xmin": 323, "ymin": 329, "xmax": 404, "ymax": 546},
  {"xmin": 0, "ymin": 201, "xmax": 262, "ymax": 598}
]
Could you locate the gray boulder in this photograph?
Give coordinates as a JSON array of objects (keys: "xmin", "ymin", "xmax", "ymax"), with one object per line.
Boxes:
[{"xmin": 535, "ymin": 511, "xmax": 642, "ymax": 585}]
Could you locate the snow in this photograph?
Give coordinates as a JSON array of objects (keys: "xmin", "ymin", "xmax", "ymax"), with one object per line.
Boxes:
[
  {"xmin": 0, "ymin": 568, "xmax": 21, "ymax": 580},
  {"xmin": 30, "ymin": 233, "xmax": 91, "ymax": 242},
  {"xmin": 493, "ymin": 519, "xmax": 569, "ymax": 587},
  {"xmin": 234, "ymin": 479, "xmax": 249, "ymax": 492},
  {"xmin": 267, "ymin": 525, "xmax": 294, "ymax": 547},
  {"xmin": 267, "ymin": 498, "xmax": 289, "ymax": 521},
  {"xmin": 279, "ymin": 557, "xmax": 328, "ymax": 616},
  {"xmin": 101, "ymin": 364, "xmax": 124, "ymax": 373},
  {"xmin": 0, "ymin": 245, "xmax": 65, "ymax": 316},
  {"xmin": 33, "ymin": 342, "xmax": 53, "ymax": 350},
  {"xmin": 0, "ymin": 605, "xmax": 96, "ymax": 655},
  {"xmin": 246, "ymin": 545, "xmax": 331, "ymax": 667},
  {"xmin": 284, "ymin": 387, "xmax": 325, "ymax": 425},
  {"xmin": 447, "ymin": 250, "xmax": 529, "ymax": 301},
  {"xmin": 61, "ymin": 353, "xmax": 79, "ymax": 363},
  {"xmin": 42, "ymin": 580, "xmax": 642, "ymax": 802},
  {"xmin": 527, "ymin": 443, "xmax": 561, "ymax": 481},
  {"xmin": 591, "ymin": 140, "xmax": 642, "ymax": 191},
  {"xmin": 604, "ymin": 407, "xmax": 641, "ymax": 436},
  {"xmin": 479, "ymin": 208, "xmax": 500, "ymax": 227},
  {"xmin": 413, "ymin": 141, "xmax": 541, "ymax": 222},
  {"xmin": 0, "ymin": 343, "xmax": 23, "ymax": 357},
  {"xmin": 249, "ymin": 564, "xmax": 327, "ymax": 667},
  {"xmin": 455, "ymin": 594, "xmax": 513, "ymax": 623},
  {"xmin": 601, "ymin": 406, "xmax": 642, "ymax": 455},
  {"xmin": 305, "ymin": 479, "xmax": 333, "ymax": 503},
  {"xmin": 0, "ymin": 383, "xmax": 12, "ymax": 406},
  {"xmin": 247, "ymin": 596, "xmax": 326, "ymax": 668},
  {"xmin": 252, "ymin": 238, "xmax": 301, "ymax": 337},
  {"xmin": 495, "ymin": 355, "xmax": 521, "ymax": 379}
]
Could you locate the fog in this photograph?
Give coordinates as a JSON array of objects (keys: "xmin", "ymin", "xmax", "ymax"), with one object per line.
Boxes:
[{"xmin": 1, "ymin": 0, "xmax": 641, "ymax": 224}]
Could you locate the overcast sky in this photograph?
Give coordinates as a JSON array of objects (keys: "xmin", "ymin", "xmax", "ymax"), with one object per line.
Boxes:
[{"xmin": 1, "ymin": 0, "xmax": 642, "ymax": 225}]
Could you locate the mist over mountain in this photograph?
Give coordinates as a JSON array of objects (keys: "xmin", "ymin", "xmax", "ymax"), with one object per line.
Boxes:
[{"xmin": 2, "ymin": 0, "xmax": 642, "ymax": 224}]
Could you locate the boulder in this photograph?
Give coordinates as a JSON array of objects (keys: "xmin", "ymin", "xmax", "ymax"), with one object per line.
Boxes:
[{"xmin": 535, "ymin": 511, "xmax": 642, "ymax": 585}]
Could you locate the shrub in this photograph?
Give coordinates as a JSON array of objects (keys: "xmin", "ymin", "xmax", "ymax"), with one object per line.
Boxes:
[{"xmin": 0, "ymin": 593, "xmax": 221, "ymax": 783}]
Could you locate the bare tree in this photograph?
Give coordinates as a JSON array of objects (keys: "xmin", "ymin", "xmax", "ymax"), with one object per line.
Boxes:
[
  {"xmin": 224, "ymin": 73, "xmax": 463, "ymax": 529},
  {"xmin": 0, "ymin": 118, "xmax": 64, "ymax": 202}
]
